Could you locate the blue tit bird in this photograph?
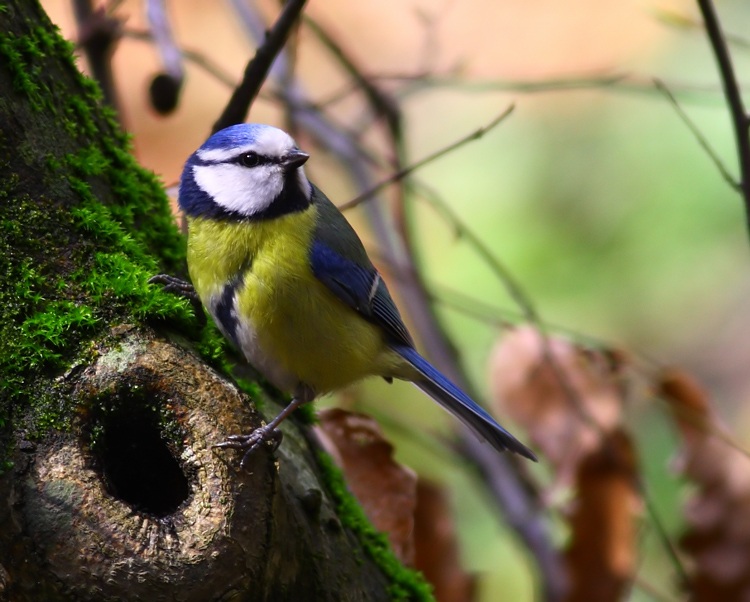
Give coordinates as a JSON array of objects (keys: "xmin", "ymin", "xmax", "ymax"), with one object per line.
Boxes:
[{"xmin": 177, "ymin": 123, "xmax": 536, "ymax": 465}]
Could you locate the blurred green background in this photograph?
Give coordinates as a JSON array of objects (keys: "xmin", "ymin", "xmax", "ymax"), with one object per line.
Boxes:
[{"xmin": 43, "ymin": 0, "xmax": 750, "ymax": 599}]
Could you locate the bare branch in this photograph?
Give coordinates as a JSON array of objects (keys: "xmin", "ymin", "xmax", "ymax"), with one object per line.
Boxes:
[
  {"xmin": 414, "ymin": 181, "xmax": 542, "ymax": 326},
  {"xmin": 321, "ymin": 72, "xmax": 729, "ymax": 109},
  {"xmin": 145, "ymin": 0, "xmax": 183, "ymax": 82},
  {"xmin": 212, "ymin": 0, "xmax": 308, "ymax": 134},
  {"xmin": 144, "ymin": 0, "xmax": 184, "ymax": 114},
  {"xmin": 304, "ymin": 17, "xmax": 402, "ymax": 141},
  {"xmin": 654, "ymin": 78, "xmax": 739, "ymax": 190},
  {"xmin": 696, "ymin": 0, "xmax": 750, "ymax": 228},
  {"xmin": 654, "ymin": 7, "xmax": 750, "ymax": 50},
  {"xmin": 72, "ymin": 0, "xmax": 122, "ymax": 113},
  {"xmin": 338, "ymin": 106, "xmax": 515, "ymax": 211},
  {"xmin": 642, "ymin": 493, "xmax": 690, "ymax": 589},
  {"xmin": 215, "ymin": 9, "xmax": 565, "ymax": 596},
  {"xmin": 122, "ymin": 28, "xmax": 237, "ymax": 88}
]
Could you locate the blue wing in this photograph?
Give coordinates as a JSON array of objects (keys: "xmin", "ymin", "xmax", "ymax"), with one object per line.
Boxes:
[
  {"xmin": 307, "ymin": 186, "xmax": 535, "ymax": 460},
  {"xmin": 309, "ymin": 240, "xmax": 413, "ymax": 347}
]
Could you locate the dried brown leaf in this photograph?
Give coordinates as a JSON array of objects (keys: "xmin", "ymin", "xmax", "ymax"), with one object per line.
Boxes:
[
  {"xmin": 315, "ymin": 408, "xmax": 417, "ymax": 565},
  {"xmin": 489, "ymin": 325, "xmax": 628, "ymax": 488},
  {"xmin": 413, "ymin": 480, "xmax": 476, "ymax": 602},
  {"xmin": 490, "ymin": 326, "xmax": 640, "ymax": 601},
  {"xmin": 658, "ymin": 369, "xmax": 750, "ymax": 600},
  {"xmin": 564, "ymin": 429, "xmax": 640, "ymax": 602}
]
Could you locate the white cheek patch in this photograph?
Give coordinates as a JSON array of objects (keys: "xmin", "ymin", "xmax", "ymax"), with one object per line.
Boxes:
[{"xmin": 192, "ymin": 163, "xmax": 283, "ymax": 216}]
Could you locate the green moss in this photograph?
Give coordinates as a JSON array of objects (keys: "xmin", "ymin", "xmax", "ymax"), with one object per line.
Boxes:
[
  {"xmin": 19, "ymin": 300, "xmax": 98, "ymax": 363},
  {"xmin": 316, "ymin": 452, "xmax": 434, "ymax": 601},
  {"xmin": 294, "ymin": 402, "xmax": 318, "ymax": 425},
  {"xmin": 0, "ymin": 32, "xmax": 45, "ymax": 111},
  {"xmin": 232, "ymin": 376, "xmax": 264, "ymax": 402},
  {"xmin": 0, "ymin": 13, "xmax": 185, "ymax": 270},
  {"xmin": 0, "ymin": 2, "xmax": 305, "ymax": 479},
  {"xmin": 0, "ymin": 7, "xmax": 199, "ymax": 462},
  {"xmin": 83, "ymin": 252, "xmax": 193, "ymax": 322}
]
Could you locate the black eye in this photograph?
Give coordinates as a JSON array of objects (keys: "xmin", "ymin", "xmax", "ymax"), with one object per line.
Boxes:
[{"xmin": 239, "ymin": 152, "xmax": 261, "ymax": 168}]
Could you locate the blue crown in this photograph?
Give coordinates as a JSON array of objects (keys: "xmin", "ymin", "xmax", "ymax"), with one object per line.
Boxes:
[{"xmin": 199, "ymin": 123, "xmax": 270, "ymax": 152}]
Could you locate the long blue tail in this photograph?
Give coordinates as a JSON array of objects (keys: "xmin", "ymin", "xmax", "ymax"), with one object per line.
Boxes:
[{"xmin": 392, "ymin": 345, "xmax": 537, "ymax": 461}]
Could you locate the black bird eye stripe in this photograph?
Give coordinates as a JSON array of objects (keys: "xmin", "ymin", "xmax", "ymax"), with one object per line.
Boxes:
[
  {"xmin": 234, "ymin": 153, "xmax": 278, "ymax": 166},
  {"xmin": 194, "ymin": 152, "xmax": 286, "ymax": 167}
]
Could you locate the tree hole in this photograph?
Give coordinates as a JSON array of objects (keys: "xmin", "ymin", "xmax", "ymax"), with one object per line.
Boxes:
[{"xmin": 91, "ymin": 406, "xmax": 190, "ymax": 517}]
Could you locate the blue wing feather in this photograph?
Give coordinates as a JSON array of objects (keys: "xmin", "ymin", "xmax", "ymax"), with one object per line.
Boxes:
[
  {"xmin": 309, "ymin": 241, "xmax": 373, "ymax": 312},
  {"xmin": 307, "ymin": 186, "xmax": 534, "ymax": 460},
  {"xmin": 310, "ymin": 240, "xmax": 413, "ymax": 347}
]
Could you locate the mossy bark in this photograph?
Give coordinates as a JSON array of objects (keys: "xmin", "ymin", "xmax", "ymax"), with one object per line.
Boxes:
[{"xmin": 0, "ymin": 2, "xmax": 431, "ymax": 600}]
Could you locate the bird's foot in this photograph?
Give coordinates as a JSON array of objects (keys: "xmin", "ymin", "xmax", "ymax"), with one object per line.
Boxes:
[
  {"xmin": 214, "ymin": 392, "xmax": 311, "ymax": 469},
  {"xmin": 148, "ymin": 274, "xmax": 197, "ymax": 299},
  {"xmin": 149, "ymin": 274, "xmax": 206, "ymax": 326},
  {"xmin": 214, "ymin": 426, "xmax": 284, "ymax": 469}
]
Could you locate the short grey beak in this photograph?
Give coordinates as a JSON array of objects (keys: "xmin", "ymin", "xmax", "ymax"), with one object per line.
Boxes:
[{"xmin": 282, "ymin": 150, "xmax": 309, "ymax": 169}]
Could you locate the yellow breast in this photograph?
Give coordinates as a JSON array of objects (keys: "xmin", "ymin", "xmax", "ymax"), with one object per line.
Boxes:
[{"xmin": 186, "ymin": 208, "xmax": 403, "ymax": 394}]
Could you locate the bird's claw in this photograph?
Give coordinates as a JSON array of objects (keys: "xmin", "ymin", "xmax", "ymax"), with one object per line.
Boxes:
[
  {"xmin": 214, "ymin": 427, "xmax": 284, "ymax": 468},
  {"xmin": 148, "ymin": 274, "xmax": 198, "ymax": 300}
]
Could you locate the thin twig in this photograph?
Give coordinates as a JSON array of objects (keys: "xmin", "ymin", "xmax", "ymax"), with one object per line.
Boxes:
[
  {"xmin": 632, "ymin": 574, "xmax": 683, "ymax": 602},
  {"xmin": 145, "ymin": 0, "xmax": 184, "ymax": 82},
  {"xmin": 122, "ymin": 28, "xmax": 237, "ymax": 88},
  {"xmin": 212, "ymin": 0, "xmax": 308, "ymax": 133},
  {"xmin": 696, "ymin": 0, "xmax": 750, "ymax": 229},
  {"xmin": 304, "ymin": 17, "xmax": 402, "ymax": 142},
  {"xmin": 226, "ymin": 0, "xmax": 292, "ymax": 84},
  {"xmin": 338, "ymin": 106, "xmax": 515, "ymax": 211},
  {"xmin": 654, "ymin": 8, "xmax": 750, "ymax": 50},
  {"xmin": 223, "ymin": 9, "xmax": 565, "ymax": 596},
  {"xmin": 654, "ymin": 78, "xmax": 739, "ymax": 190},
  {"xmin": 72, "ymin": 0, "xmax": 122, "ymax": 113},
  {"xmin": 376, "ymin": 140, "xmax": 569, "ymax": 602},
  {"xmin": 642, "ymin": 492, "xmax": 690, "ymax": 588},
  {"xmin": 319, "ymin": 72, "xmax": 729, "ymax": 109},
  {"xmin": 654, "ymin": 391, "xmax": 750, "ymax": 460},
  {"xmin": 319, "ymin": 48, "xmax": 567, "ymax": 594},
  {"xmin": 415, "ymin": 180, "xmax": 542, "ymax": 325}
]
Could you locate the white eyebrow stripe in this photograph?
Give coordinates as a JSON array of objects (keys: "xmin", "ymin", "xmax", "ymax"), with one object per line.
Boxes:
[{"xmin": 197, "ymin": 145, "xmax": 258, "ymax": 162}]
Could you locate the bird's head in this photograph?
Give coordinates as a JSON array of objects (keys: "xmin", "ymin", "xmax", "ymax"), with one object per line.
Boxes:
[{"xmin": 179, "ymin": 123, "xmax": 312, "ymax": 220}]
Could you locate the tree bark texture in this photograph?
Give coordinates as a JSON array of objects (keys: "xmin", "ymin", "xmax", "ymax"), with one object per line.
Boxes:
[{"xmin": 0, "ymin": 2, "xmax": 430, "ymax": 600}]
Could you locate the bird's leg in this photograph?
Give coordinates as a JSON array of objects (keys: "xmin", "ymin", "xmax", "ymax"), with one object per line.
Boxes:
[
  {"xmin": 214, "ymin": 384, "xmax": 315, "ymax": 469},
  {"xmin": 148, "ymin": 274, "xmax": 205, "ymax": 326}
]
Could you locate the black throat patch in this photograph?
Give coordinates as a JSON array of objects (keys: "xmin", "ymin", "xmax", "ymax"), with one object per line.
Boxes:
[{"xmin": 251, "ymin": 174, "xmax": 312, "ymax": 221}]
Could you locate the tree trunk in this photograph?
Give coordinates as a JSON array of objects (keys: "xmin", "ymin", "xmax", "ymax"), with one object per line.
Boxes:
[{"xmin": 0, "ymin": 2, "xmax": 430, "ymax": 600}]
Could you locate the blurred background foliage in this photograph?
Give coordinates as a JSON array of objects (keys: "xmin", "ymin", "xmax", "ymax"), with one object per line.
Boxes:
[{"xmin": 43, "ymin": 0, "xmax": 750, "ymax": 599}]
